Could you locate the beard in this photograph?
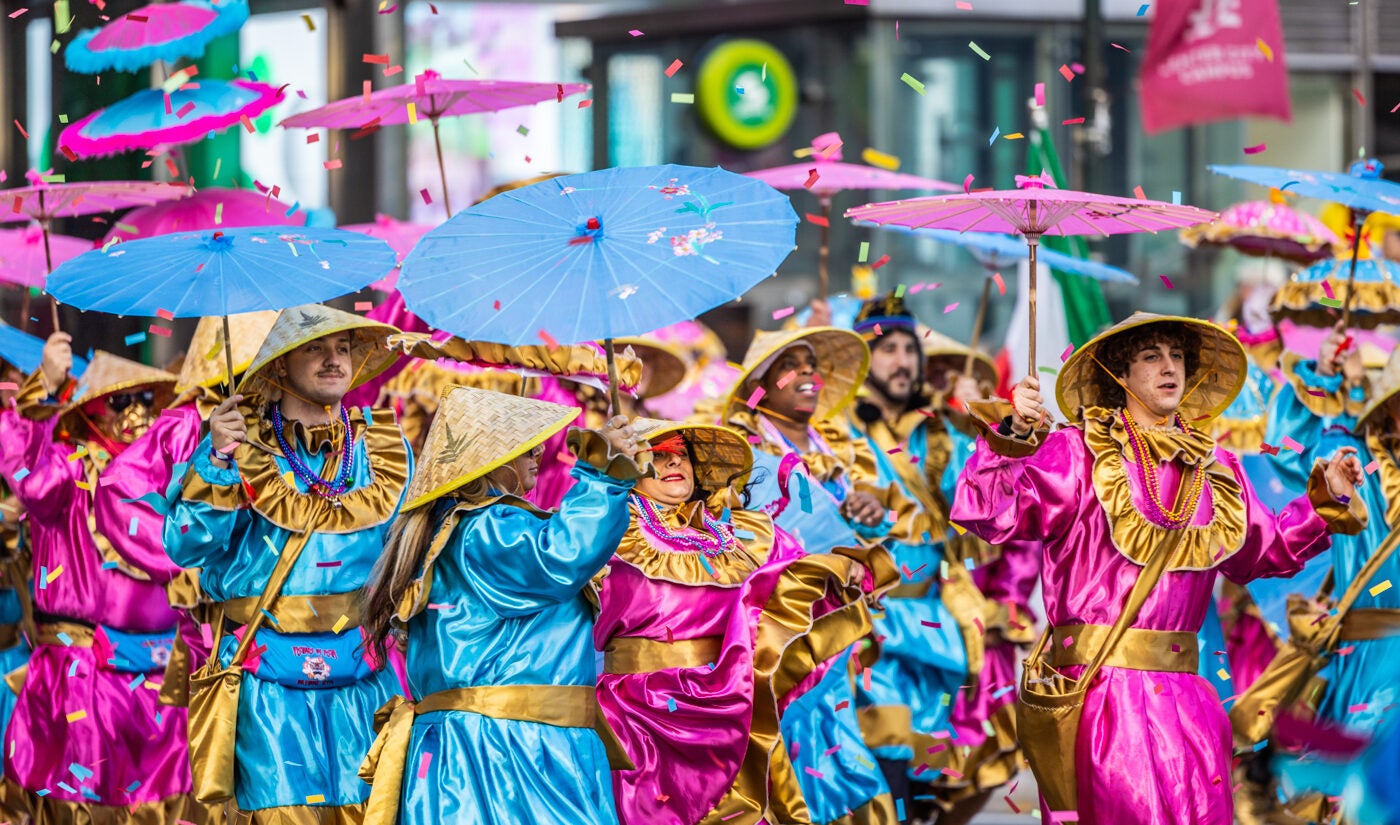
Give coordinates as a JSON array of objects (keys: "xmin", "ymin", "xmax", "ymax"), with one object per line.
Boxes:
[{"xmin": 866, "ymin": 371, "xmax": 919, "ymax": 408}]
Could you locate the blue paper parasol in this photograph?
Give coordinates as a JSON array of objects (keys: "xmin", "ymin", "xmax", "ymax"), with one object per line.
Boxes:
[
  {"xmin": 0, "ymin": 322, "xmax": 88, "ymax": 376},
  {"xmin": 64, "ymin": 0, "xmax": 249, "ymax": 75},
  {"xmin": 397, "ymin": 164, "xmax": 797, "ymax": 409},
  {"xmin": 1210, "ymin": 159, "xmax": 1400, "ymax": 328},
  {"xmin": 47, "ymin": 226, "xmax": 395, "ymax": 385}
]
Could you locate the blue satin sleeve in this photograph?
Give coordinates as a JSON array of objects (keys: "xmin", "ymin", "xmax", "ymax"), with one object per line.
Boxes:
[
  {"xmin": 1265, "ymin": 359, "xmax": 1354, "ymax": 492},
  {"xmin": 456, "ymin": 463, "xmax": 634, "ymax": 617}
]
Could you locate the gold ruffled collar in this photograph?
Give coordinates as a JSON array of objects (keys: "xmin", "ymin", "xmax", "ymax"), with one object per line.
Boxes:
[
  {"xmin": 1082, "ymin": 406, "xmax": 1245, "ymax": 571},
  {"xmin": 612, "ymin": 506, "xmax": 773, "ymax": 587},
  {"xmin": 725, "ymin": 408, "xmax": 855, "ymax": 484}
]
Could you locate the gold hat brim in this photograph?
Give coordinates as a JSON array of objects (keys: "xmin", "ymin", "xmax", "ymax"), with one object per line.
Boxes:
[
  {"xmin": 631, "ymin": 418, "xmax": 752, "ymax": 491},
  {"xmin": 726, "ymin": 326, "xmax": 870, "ymax": 421}
]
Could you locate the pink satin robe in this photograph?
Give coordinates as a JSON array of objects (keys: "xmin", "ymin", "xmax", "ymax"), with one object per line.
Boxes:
[{"xmin": 952, "ymin": 427, "xmax": 1336, "ymax": 825}]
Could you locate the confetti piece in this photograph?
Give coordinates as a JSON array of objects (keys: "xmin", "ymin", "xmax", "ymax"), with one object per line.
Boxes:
[
  {"xmin": 1370, "ymin": 580, "xmax": 1392, "ymax": 597},
  {"xmin": 869, "ymin": 254, "xmax": 892, "ymax": 270},
  {"xmin": 1159, "ymin": 275, "xmax": 1174, "ymax": 289},
  {"xmin": 745, "ymin": 387, "xmax": 766, "ymax": 408},
  {"xmin": 12, "ymin": 469, "xmax": 28, "ymax": 482},
  {"xmin": 1244, "ymin": 143, "xmax": 1267, "ymax": 155},
  {"xmin": 1034, "ymin": 82, "xmax": 1045, "ymax": 107},
  {"xmin": 301, "ymin": 13, "xmax": 315, "ymax": 30},
  {"xmin": 354, "ymin": 301, "xmax": 374, "ymax": 311},
  {"xmin": 900, "ymin": 73, "xmax": 926, "ymax": 95},
  {"xmin": 666, "ymin": 697, "xmax": 677, "ymax": 712},
  {"xmin": 987, "ymin": 126, "xmax": 1000, "ymax": 145},
  {"xmin": 803, "ymin": 169, "xmax": 820, "ymax": 189},
  {"xmin": 315, "ymin": 560, "xmax": 343, "ymax": 568},
  {"xmin": 772, "ymin": 306, "xmax": 795, "ymax": 320},
  {"xmin": 858, "ymin": 241, "xmax": 870, "ymax": 262},
  {"xmin": 993, "ymin": 272, "xmax": 1006, "ymax": 294},
  {"xmin": 332, "ymin": 615, "xmax": 350, "ymax": 634},
  {"xmin": 1058, "ymin": 64, "xmax": 1075, "ymax": 82},
  {"xmin": 1062, "ymin": 635, "xmax": 1074, "ymax": 647},
  {"xmin": 7, "ymin": 8, "xmax": 28, "ymax": 18},
  {"xmin": 47, "ymin": 565, "xmax": 63, "ymax": 583},
  {"xmin": 806, "ymin": 212, "xmax": 829, "ymax": 227},
  {"xmin": 1063, "ymin": 117, "xmax": 1085, "ymax": 125},
  {"xmin": 406, "ymin": 102, "xmax": 418, "ymax": 124},
  {"xmin": 1217, "ymin": 668, "xmax": 1230, "ymax": 680},
  {"xmin": 149, "ymin": 325, "xmax": 172, "ymax": 337},
  {"xmin": 1354, "ymin": 88, "xmax": 1367, "ymax": 106},
  {"xmin": 664, "ymin": 59, "xmax": 683, "ymax": 77},
  {"xmin": 670, "ymin": 93, "xmax": 695, "ymax": 104},
  {"xmin": 628, "ymin": 29, "xmax": 643, "ymax": 36},
  {"xmin": 419, "ymin": 188, "xmax": 432, "ymax": 205},
  {"xmin": 1004, "ymin": 132, "xmax": 1024, "ymax": 140},
  {"xmin": 943, "ymin": 303, "xmax": 960, "ymax": 314},
  {"xmin": 323, "ymin": 159, "xmax": 343, "ymax": 171},
  {"xmin": 1320, "ymin": 298, "xmax": 1343, "ymax": 308},
  {"xmin": 1111, "ymin": 43, "xmax": 1131, "ymax": 52},
  {"xmin": 775, "ymin": 370, "xmax": 799, "ymax": 390},
  {"xmin": 363, "ymin": 53, "xmax": 389, "ymax": 64},
  {"xmin": 1280, "ymin": 436, "xmax": 1303, "ymax": 452},
  {"xmin": 963, "ymin": 173, "xmax": 975, "ymax": 194},
  {"xmin": 1348, "ymin": 703, "xmax": 1369, "ymax": 713},
  {"xmin": 538, "ymin": 329, "xmax": 559, "ymax": 348},
  {"xmin": 1136, "ymin": 3, "xmax": 1149, "ymax": 14},
  {"xmin": 1368, "ymin": 460, "xmax": 1381, "ymax": 475},
  {"xmin": 968, "ymin": 41, "xmax": 990, "ymax": 61},
  {"xmin": 128, "ymin": 516, "xmax": 140, "ymax": 537},
  {"xmin": 0, "ymin": 382, "xmax": 14, "ymax": 391},
  {"xmin": 861, "ymin": 148, "xmax": 900, "ymax": 170},
  {"xmin": 305, "ymin": 795, "xmax": 325, "ymax": 804},
  {"xmin": 920, "ymin": 620, "xmax": 942, "ymax": 628},
  {"xmin": 1257, "ymin": 38, "xmax": 1273, "ymax": 62},
  {"xmin": 416, "ymin": 752, "xmax": 433, "ymax": 778},
  {"xmin": 803, "ymin": 767, "xmax": 824, "ymax": 778},
  {"xmin": 66, "ymin": 710, "xmax": 87, "ymax": 723},
  {"xmin": 1061, "ymin": 345, "xmax": 1074, "ymax": 362},
  {"xmin": 124, "ymin": 332, "xmax": 147, "ymax": 346},
  {"xmin": 577, "ymin": 99, "xmax": 593, "ymax": 109}
]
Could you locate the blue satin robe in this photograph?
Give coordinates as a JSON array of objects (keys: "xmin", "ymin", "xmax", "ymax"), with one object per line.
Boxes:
[
  {"xmin": 397, "ymin": 462, "xmax": 633, "ymax": 825},
  {"xmin": 163, "ymin": 425, "xmax": 410, "ymax": 812},
  {"xmin": 1265, "ymin": 359, "xmax": 1400, "ymax": 739},
  {"xmin": 849, "ymin": 417, "xmax": 967, "ymax": 764}
]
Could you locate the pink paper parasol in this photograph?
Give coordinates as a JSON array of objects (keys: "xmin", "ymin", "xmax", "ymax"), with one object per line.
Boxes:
[
  {"xmin": 0, "ymin": 225, "xmax": 94, "ymax": 289},
  {"xmin": 64, "ymin": 0, "xmax": 249, "ymax": 75},
  {"xmin": 0, "ymin": 178, "xmax": 190, "ymax": 329},
  {"xmin": 103, "ymin": 187, "xmax": 305, "ymax": 244},
  {"xmin": 748, "ymin": 132, "xmax": 958, "ymax": 298},
  {"xmin": 279, "ymin": 71, "xmax": 589, "ymax": 215},
  {"xmin": 58, "ymin": 79, "xmax": 285, "ymax": 160},
  {"xmin": 846, "ymin": 171, "xmax": 1216, "ymax": 369},
  {"xmin": 1180, "ymin": 197, "xmax": 1340, "ymax": 265},
  {"xmin": 340, "ymin": 214, "xmax": 434, "ymax": 291}
]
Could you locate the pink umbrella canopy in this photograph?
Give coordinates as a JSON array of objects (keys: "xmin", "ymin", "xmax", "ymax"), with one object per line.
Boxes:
[
  {"xmin": 0, "ymin": 225, "xmax": 94, "ymax": 289},
  {"xmin": 103, "ymin": 187, "xmax": 306, "ymax": 244},
  {"xmin": 1179, "ymin": 197, "xmax": 1340, "ymax": 265},
  {"xmin": 846, "ymin": 172, "xmax": 1217, "ymax": 368},
  {"xmin": 748, "ymin": 132, "xmax": 958, "ymax": 298},
  {"xmin": 64, "ymin": 0, "xmax": 250, "ymax": 75},
  {"xmin": 0, "ymin": 179, "xmax": 191, "ymax": 224},
  {"xmin": 339, "ymin": 214, "xmax": 433, "ymax": 291},
  {"xmin": 279, "ymin": 70, "xmax": 589, "ymax": 215}
]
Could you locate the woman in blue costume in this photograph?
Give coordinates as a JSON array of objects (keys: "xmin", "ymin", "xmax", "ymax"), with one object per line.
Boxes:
[
  {"xmin": 358, "ymin": 384, "xmax": 642, "ymax": 825},
  {"xmin": 720, "ymin": 326, "xmax": 904, "ymax": 825},
  {"xmin": 163, "ymin": 304, "xmax": 410, "ymax": 822},
  {"xmin": 1265, "ymin": 323, "xmax": 1400, "ymax": 755}
]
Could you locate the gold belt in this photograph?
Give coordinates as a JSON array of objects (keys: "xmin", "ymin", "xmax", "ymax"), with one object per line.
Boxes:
[
  {"xmin": 1049, "ymin": 623, "xmax": 1199, "ymax": 673},
  {"xmin": 221, "ymin": 592, "xmax": 362, "ymax": 635},
  {"xmin": 360, "ymin": 684, "xmax": 612, "ymax": 825},
  {"xmin": 35, "ymin": 621, "xmax": 95, "ymax": 647},
  {"xmin": 1338, "ymin": 608, "xmax": 1400, "ymax": 642},
  {"xmin": 887, "ymin": 580, "xmax": 933, "ymax": 600},
  {"xmin": 603, "ymin": 636, "xmax": 722, "ymax": 674}
]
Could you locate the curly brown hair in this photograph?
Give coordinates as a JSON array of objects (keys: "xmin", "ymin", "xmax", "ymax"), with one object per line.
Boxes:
[{"xmin": 1089, "ymin": 323, "xmax": 1202, "ymax": 409}]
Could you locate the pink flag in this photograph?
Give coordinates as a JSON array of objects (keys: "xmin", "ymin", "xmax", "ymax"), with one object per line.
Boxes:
[{"xmin": 1139, "ymin": 0, "xmax": 1291, "ymax": 134}]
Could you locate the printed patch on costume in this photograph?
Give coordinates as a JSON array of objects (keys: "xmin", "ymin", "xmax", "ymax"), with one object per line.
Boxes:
[
  {"xmin": 244, "ymin": 628, "xmax": 372, "ymax": 689},
  {"xmin": 94, "ymin": 625, "xmax": 177, "ymax": 673}
]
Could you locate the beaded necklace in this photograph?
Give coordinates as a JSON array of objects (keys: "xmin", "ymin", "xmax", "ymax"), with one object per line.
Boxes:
[
  {"xmin": 1120, "ymin": 408, "xmax": 1207, "ymax": 529},
  {"xmin": 631, "ymin": 494, "xmax": 738, "ymax": 558},
  {"xmin": 271, "ymin": 403, "xmax": 357, "ymax": 506}
]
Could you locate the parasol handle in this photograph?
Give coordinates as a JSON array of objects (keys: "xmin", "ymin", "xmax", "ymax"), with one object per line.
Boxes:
[
  {"xmin": 966, "ymin": 275, "xmax": 993, "ymax": 377},
  {"xmin": 222, "ymin": 315, "xmax": 237, "ymax": 397},
  {"xmin": 432, "ymin": 119, "xmax": 453, "ymax": 217},
  {"xmin": 604, "ymin": 338, "xmax": 623, "ymax": 417},
  {"xmin": 38, "ymin": 195, "xmax": 60, "ymax": 333},
  {"xmin": 818, "ymin": 198, "xmax": 831, "ymax": 301},
  {"xmin": 1026, "ymin": 232, "xmax": 1040, "ymax": 374},
  {"xmin": 1340, "ymin": 211, "xmax": 1365, "ymax": 330}
]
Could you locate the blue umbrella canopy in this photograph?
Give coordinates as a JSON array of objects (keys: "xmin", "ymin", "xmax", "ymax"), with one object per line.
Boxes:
[
  {"xmin": 397, "ymin": 164, "xmax": 798, "ymax": 346},
  {"xmin": 46, "ymin": 226, "xmax": 397, "ymax": 318},
  {"xmin": 0, "ymin": 322, "xmax": 88, "ymax": 376},
  {"xmin": 861, "ymin": 225, "xmax": 1139, "ymax": 284},
  {"xmin": 1209, "ymin": 160, "xmax": 1400, "ymax": 216}
]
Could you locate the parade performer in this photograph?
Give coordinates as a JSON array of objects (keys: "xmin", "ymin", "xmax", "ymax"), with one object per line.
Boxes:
[
  {"xmin": 0, "ymin": 354, "xmax": 35, "ymax": 822},
  {"xmin": 594, "ymin": 418, "xmax": 803, "ymax": 825},
  {"xmin": 953, "ymin": 313, "xmax": 1365, "ymax": 825},
  {"xmin": 721, "ymin": 326, "xmax": 904, "ymax": 825},
  {"xmin": 2, "ymin": 332, "xmax": 206, "ymax": 822},
  {"xmin": 163, "ymin": 304, "xmax": 409, "ymax": 822},
  {"xmin": 358, "ymin": 385, "xmax": 642, "ymax": 825},
  {"xmin": 845, "ymin": 294, "xmax": 1037, "ymax": 825},
  {"xmin": 1266, "ymin": 327, "xmax": 1400, "ymax": 748}
]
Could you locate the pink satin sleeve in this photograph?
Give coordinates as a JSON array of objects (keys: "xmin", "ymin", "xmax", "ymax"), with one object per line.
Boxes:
[
  {"xmin": 5, "ymin": 412, "xmax": 76, "ymax": 521},
  {"xmin": 951, "ymin": 429, "xmax": 1088, "ymax": 547},
  {"xmin": 1216, "ymin": 448, "xmax": 1332, "ymax": 584}
]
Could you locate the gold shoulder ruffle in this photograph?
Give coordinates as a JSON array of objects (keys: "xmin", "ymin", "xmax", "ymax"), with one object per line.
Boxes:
[
  {"xmin": 182, "ymin": 407, "xmax": 410, "ymax": 535},
  {"xmin": 611, "ymin": 505, "xmax": 772, "ymax": 587},
  {"xmin": 1082, "ymin": 407, "xmax": 1246, "ymax": 571},
  {"xmin": 387, "ymin": 333, "xmax": 644, "ymax": 388}
]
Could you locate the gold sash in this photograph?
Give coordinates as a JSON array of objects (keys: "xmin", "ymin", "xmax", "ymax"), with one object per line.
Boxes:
[
  {"xmin": 1049, "ymin": 624, "xmax": 1199, "ymax": 673},
  {"xmin": 221, "ymin": 592, "xmax": 363, "ymax": 635},
  {"xmin": 602, "ymin": 636, "xmax": 722, "ymax": 674},
  {"xmin": 1338, "ymin": 608, "xmax": 1400, "ymax": 642},
  {"xmin": 358, "ymin": 684, "xmax": 617, "ymax": 825},
  {"xmin": 35, "ymin": 621, "xmax": 95, "ymax": 647}
]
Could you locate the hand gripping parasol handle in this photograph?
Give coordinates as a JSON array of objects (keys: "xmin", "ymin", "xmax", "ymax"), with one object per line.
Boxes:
[{"xmin": 222, "ymin": 315, "xmax": 237, "ymax": 396}]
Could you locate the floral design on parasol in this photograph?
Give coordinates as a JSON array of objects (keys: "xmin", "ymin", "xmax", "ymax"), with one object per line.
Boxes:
[
  {"xmin": 103, "ymin": 187, "xmax": 306, "ymax": 244},
  {"xmin": 1179, "ymin": 195, "xmax": 1340, "ymax": 265},
  {"xmin": 340, "ymin": 214, "xmax": 434, "ymax": 291},
  {"xmin": 279, "ymin": 71, "xmax": 589, "ymax": 215},
  {"xmin": 846, "ymin": 171, "xmax": 1215, "ymax": 370},
  {"xmin": 1271, "ymin": 257, "xmax": 1400, "ymax": 330},
  {"xmin": 58, "ymin": 80, "xmax": 284, "ymax": 159},
  {"xmin": 64, "ymin": 0, "xmax": 250, "ymax": 75},
  {"xmin": 747, "ymin": 132, "xmax": 958, "ymax": 298}
]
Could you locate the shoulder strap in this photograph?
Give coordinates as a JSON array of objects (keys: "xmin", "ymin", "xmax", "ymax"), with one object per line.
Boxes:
[
  {"xmin": 1331, "ymin": 522, "xmax": 1400, "ymax": 624},
  {"xmin": 1076, "ymin": 525, "xmax": 1183, "ymax": 686}
]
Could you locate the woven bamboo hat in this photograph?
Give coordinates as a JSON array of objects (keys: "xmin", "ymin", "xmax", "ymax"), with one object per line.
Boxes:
[
  {"xmin": 610, "ymin": 338, "xmax": 687, "ymax": 399},
  {"xmin": 401, "ymin": 385, "xmax": 580, "ymax": 511},
  {"xmin": 726, "ymin": 326, "xmax": 870, "ymax": 421},
  {"xmin": 1056, "ymin": 312, "xmax": 1246, "ymax": 422},
  {"xmin": 918, "ymin": 325, "xmax": 999, "ymax": 390},
  {"xmin": 237, "ymin": 304, "xmax": 399, "ymax": 398},
  {"xmin": 632, "ymin": 418, "xmax": 752, "ymax": 492},
  {"xmin": 174, "ymin": 310, "xmax": 279, "ymax": 395},
  {"xmin": 64, "ymin": 351, "xmax": 177, "ymax": 412},
  {"xmin": 1359, "ymin": 346, "xmax": 1400, "ymax": 431}
]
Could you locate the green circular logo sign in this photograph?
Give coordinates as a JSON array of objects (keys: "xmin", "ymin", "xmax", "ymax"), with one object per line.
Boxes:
[{"xmin": 696, "ymin": 39, "xmax": 798, "ymax": 151}]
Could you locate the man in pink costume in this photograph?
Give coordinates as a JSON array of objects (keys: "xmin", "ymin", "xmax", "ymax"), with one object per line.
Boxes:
[
  {"xmin": 1, "ymin": 331, "xmax": 207, "ymax": 822},
  {"xmin": 951, "ymin": 313, "xmax": 1364, "ymax": 825}
]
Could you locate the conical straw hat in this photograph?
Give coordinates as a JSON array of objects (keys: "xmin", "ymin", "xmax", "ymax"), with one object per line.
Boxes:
[
  {"xmin": 1056, "ymin": 312, "xmax": 1246, "ymax": 422},
  {"xmin": 1360, "ymin": 346, "xmax": 1400, "ymax": 431},
  {"xmin": 174, "ymin": 310, "xmax": 280, "ymax": 395},
  {"xmin": 631, "ymin": 418, "xmax": 752, "ymax": 491},
  {"xmin": 918, "ymin": 325, "xmax": 999, "ymax": 390},
  {"xmin": 402, "ymin": 385, "xmax": 580, "ymax": 511},
  {"xmin": 611, "ymin": 338, "xmax": 687, "ymax": 399},
  {"xmin": 238, "ymin": 304, "xmax": 399, "ymax": 398},
  {"xmin": 726, "ymin": 326, "xmax": 870, "ymax": 421},
  {"xmin": 64, "ymin": 351, "xmax": 177, "ymax": 413}
]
